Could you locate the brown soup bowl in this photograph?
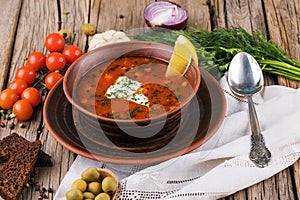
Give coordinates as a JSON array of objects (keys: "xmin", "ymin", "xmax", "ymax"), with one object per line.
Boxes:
[{"xmin": 63, "ymin": 41, "xmax": 201, "ymax": 153}]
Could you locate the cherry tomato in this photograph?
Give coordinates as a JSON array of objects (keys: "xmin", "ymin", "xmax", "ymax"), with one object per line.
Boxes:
[
  {"xmin": 15, "ymin": 66, "xmax": 36, "ymax": 85},
  {"xmin": 46, "ymin": 52, "xmax": 66, "ymax": 71},
  {"xmin": 8, "ymin": 79, "xmax": 28, "ymax": 96},
  {"xmin": 44, "ymin": 33, "xmax": 65, "ymax": 52},
  {"xmin": 13, "ymin": 99, "xmax": 33, "ymax": 121},
  {"xmin": 62, "ymin": 45, "xmax": 83, "ymax": 65},
  {"xmin": 21, "ymin": 87, "xmax": 41, "ymax": 107},
  {"xmin": 0, "ymin": 89, "xmax": 19, "ymax": 110},
  {"xmin": 27, "ymin": 51, "xmax": 46, "ymax": 71},
  {"xmin": 45, "ymin": 72, "xmax": 63, "ymax": 90}
]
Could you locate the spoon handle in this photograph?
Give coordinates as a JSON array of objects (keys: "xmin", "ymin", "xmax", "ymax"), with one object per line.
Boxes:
[
  {"xmin": 247, "ymin": 96, "xmax": 271, "ymax": 168},
  {"xmin": 247, "ymin": 96, "xmax": 261, "ymax": 141}
]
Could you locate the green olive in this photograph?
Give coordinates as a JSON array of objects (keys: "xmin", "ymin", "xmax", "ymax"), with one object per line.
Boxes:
[
  {"xmin": 65, "ymin": 189, "xmax": 84, "ymax": 200},
  {"xmin": 95, "ymin": 193, "xmax": 110, "ymax": 200},
  {"xmin": 101, "ymin": 176, "xmax": 117, "ymax": 194},
  {"xmin": 81, "ymin": 167, "xmax": 100, "ymax": 182},
  {"xmin": 71, "ymin": 179, "xmax": 87, "ymax": 192},
  {"xmin": 81, "ymin": 23, "xmax": 96, "ymax": 36},
  {"xmin": 58, "ymin": 29, "xmax": 71, "ymax": 40},
  {"xmin": 83, "ymin": 191, "xmax": 95, "ymax": 199},
  {"xmin": 87, "ymin": 181, "xmax": 102, "ymax": 195}
]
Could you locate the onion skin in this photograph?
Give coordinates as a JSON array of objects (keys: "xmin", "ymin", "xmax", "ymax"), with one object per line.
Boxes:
[{"xmin": 144, "ymin": 1, "xmax": 189, "ymax": 30}]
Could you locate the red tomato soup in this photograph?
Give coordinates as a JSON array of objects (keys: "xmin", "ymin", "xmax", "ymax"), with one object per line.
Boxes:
[{"xmin": 76, "ymin": 56, "xmax": 193, "ymax": 120}]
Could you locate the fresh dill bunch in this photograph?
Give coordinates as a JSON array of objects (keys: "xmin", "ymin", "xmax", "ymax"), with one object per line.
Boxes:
[{"xmin": 134, "ymin": 28, "xmax": 300, "ymax": 81}]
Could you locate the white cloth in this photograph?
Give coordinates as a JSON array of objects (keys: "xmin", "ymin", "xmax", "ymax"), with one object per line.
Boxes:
[{"xmin": 54, "ymin": 75, "xmax": 300, "ymax": 200}]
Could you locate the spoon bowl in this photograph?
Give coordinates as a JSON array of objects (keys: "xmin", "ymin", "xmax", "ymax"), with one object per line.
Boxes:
[
  {"xmin": 228, "ymin": 52, "xmax": 264, "ymax": 97},
  {"xmin": 228, "ymin": 52, "xmax": 271, "ymax": 168}
]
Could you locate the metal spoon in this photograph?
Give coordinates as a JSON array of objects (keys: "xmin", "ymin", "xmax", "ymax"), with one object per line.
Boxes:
[{"xmin": 228, "ymin": 52, "xmax": 271, "ymax": 168}]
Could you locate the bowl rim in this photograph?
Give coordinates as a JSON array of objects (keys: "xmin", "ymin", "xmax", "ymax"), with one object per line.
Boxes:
[{"xmin": 63, "ymin": 40, "xmax": 201, "ymax": 123}]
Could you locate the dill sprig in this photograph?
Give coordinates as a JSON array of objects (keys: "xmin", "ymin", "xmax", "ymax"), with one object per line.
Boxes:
[{"xmin": 134, "ymin": 28, "xmax": 300, "ymax": 81}]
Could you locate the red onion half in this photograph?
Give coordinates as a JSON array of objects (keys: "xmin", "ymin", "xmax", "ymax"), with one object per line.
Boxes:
[{"xmin": 144, "ymin": 1, "xmax": 189, "ymax": 30}]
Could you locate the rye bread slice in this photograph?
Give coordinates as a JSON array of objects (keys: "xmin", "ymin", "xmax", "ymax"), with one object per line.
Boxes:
[{"xmin": 0, "ymin": 133, "xmax": 41, "ymax": 200}]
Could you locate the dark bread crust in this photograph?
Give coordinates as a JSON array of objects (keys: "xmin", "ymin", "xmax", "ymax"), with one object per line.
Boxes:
[
  {"xmin": 36, "ymin": 150, "xmax": 53, "ymax": 167},
  {"xmin": 0, "ymin": 133, "xmax": 41, "ymax": 200}
]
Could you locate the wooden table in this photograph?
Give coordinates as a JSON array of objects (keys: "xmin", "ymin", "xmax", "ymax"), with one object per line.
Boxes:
[{"xmin": 0, "ymin": 0, "xmax": 299, "ymax": 199}]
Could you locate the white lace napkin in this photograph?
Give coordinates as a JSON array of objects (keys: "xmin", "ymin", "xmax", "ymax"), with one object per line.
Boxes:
[{"xmin": 54, "ymin": 75, "xmax": 300, "ymax": 200}]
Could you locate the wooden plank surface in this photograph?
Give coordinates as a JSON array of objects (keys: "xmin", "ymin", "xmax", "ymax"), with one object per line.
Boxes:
[
  {"xmin": 8, "ymin": 1, "xmax": 75, "ymax": 200},
  {"xmin": 263, "ymin": 1, "xmax": 300, "ymax": 198},
  {"xmin": 90, "ymin": 0, "xmax": 153, "ymax": 32},
  {"xmin": 212, "ymin": 0, "xmax": 267, "ymax": 33},
  {"xmin": 0, "ymin": 0, "xmax": 299, "ymax": 199},
  {"xmin": 0, "ymin": 0, "xmax": 22, "ymax": 90},
  {"xmin": 264, "ymin": 0, "xmax": 300, "ymax": 88},
  {"xmin": 60, "ymin": 0, "xmax": 89, "ymax": 51}
]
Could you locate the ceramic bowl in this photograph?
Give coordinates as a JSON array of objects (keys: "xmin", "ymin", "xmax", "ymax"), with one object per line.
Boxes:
[{"xmin": 63, "ymin": 41, "xmax": 201, "ymax": 152}]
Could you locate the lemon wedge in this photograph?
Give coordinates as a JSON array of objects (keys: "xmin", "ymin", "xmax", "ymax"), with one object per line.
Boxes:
[{"xmin": 166, "ymin": 35, "xmax": 198, "ymax": 77}]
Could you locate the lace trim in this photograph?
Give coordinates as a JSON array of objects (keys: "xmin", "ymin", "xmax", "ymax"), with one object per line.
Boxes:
[
  {"xmin": 166, "ymin": 191, "xmax": 228, "ymax": 199},
  {"xmin": 117, "ymin": 180, "xmax": 228, "ymax": 200},
  {"xmin": 117, "ymin": 180, "xmax": 178, "ymax": 200},
  {"xmin": 274, "ymin": 152, "xmax": 300, "ymax": 164},
  {"xmin": 130, "ymin": 165, "xmax": 146, "ymax": 174},
  {"xmin": 220, "ymin": 158, "xmax": 256, "ymax": 168},
  {"xmin": 166, "ymin": 175, "xmax": 202, "ymax": 184}
]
